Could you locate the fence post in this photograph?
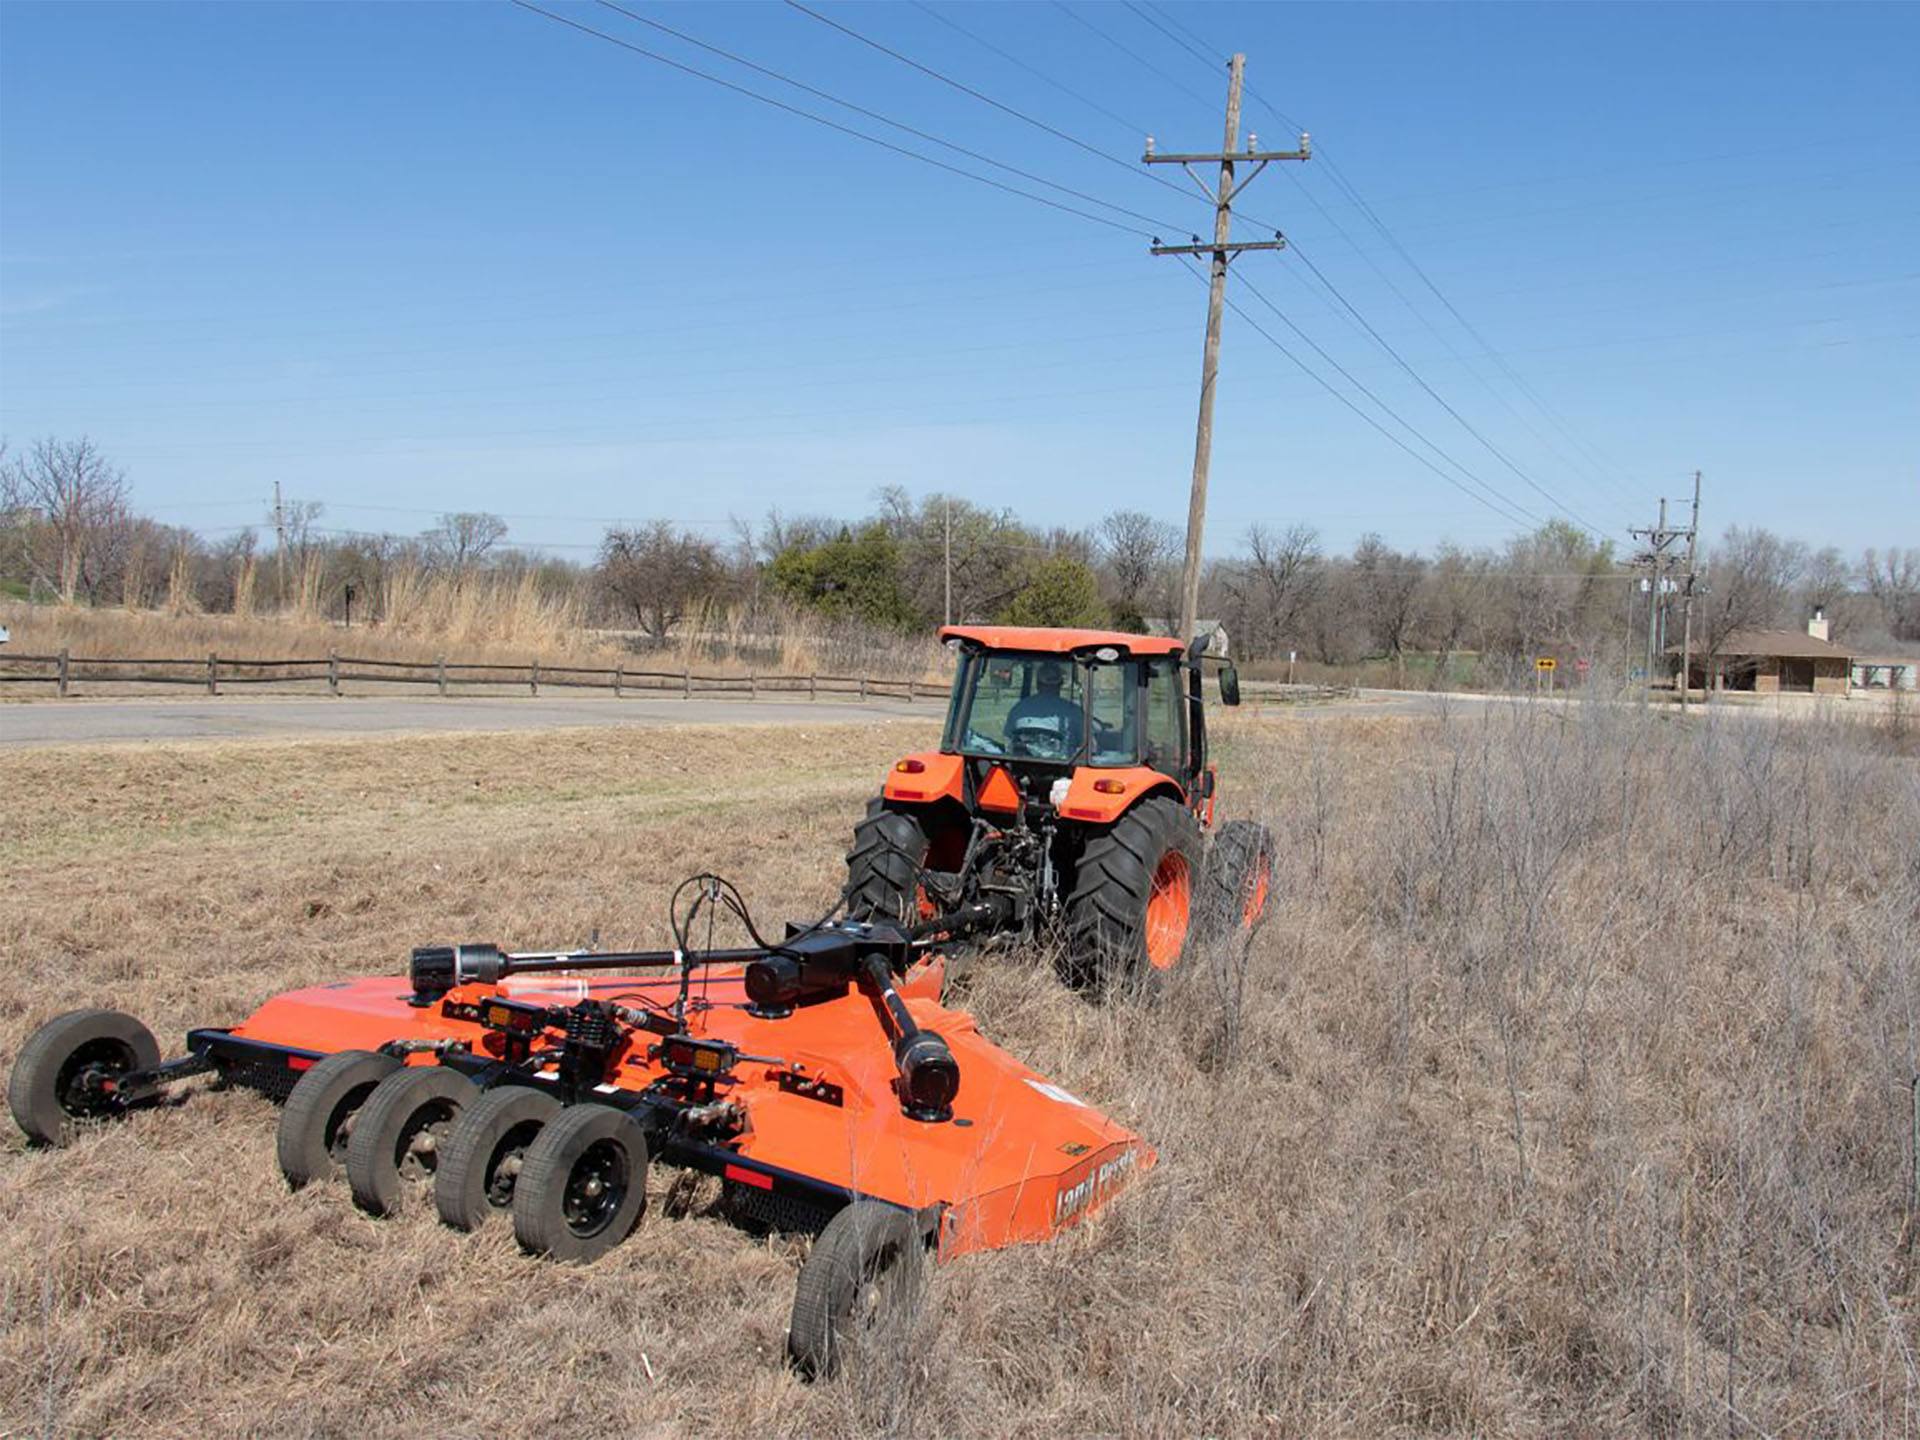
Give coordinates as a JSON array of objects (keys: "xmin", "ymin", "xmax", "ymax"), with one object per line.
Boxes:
[
  {"xmin": 809, "ymin": 672, "xmax": 817, "ymax": 702},
  {"xmin": 859, "ymin": 675, "xmax": 868, "ymax": 701},
  {"xmin": 57, "ymin": 647, "xmax": 69, "ymax": 698},
  {"xmin": 749, "ymin": 672, "xmax": 757, "ymax": 701},
  {"xmin": 328, "ymin": 649, "xmax": 340, "ymax": 697},
  {"xmin": 437, "ymin": 654, "xmax": 448, "ymax": 697},
  {"xmin": 207, "ymin": 652, "xmax": 218, "ymax": 696},
  {"xmin": 907, "ymin": 677, "xmax": 916, "ymax": 704},
  {"xmin": 614, "ymin": 662, "xmax": 623, "ymax": 698},
  {"xmin": 683, "ymin": 666, "xmax": 691, "ymax": 699},
  {"xmin": 531, "ymin": 660, "xmax": 540, "ymax": 697}
]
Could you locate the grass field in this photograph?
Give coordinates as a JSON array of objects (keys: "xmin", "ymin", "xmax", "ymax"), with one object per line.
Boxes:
[{"xmin": 2, "ymin": 705, "xmax": 1916, "ymax": 1437}]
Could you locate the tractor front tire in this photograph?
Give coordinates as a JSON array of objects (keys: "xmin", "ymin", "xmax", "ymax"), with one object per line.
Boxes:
[
  {"xmin": 787, "ymin": 1201, "xmax": 924, "ymax": 1381},
  {"xmin": 1197, "ymin": 819, "xmax": 1276, "ymax": 941},
  {"xmin": 9, "ymin": 1009, "xmax": 161, "ymax": 1146},
  {"xmin": 277, "ymin": 1049, "xmax": 400, "ymax": 1190},
  {"xmin": 1063, "ymin": 796, "xmax": 1203, "ymax": 993},
  {"xmin": 844, "ymin": 801, "xmax": 932, "ymax": 923}
]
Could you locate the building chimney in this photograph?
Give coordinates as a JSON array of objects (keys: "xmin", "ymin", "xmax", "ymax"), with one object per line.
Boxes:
[{"xmin": 1808, "ymin": 607, "xmax": 1830, "ymax": 643}]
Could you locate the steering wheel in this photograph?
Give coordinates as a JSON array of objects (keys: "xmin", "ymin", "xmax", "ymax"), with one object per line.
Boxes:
[{"xmin": 1008, "ymin": 719, "xmax": 1071, "ymax": 760}]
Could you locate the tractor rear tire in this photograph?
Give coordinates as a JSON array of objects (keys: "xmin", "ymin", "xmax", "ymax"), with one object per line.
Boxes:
[
  {"xmin": 347, "ymin": 1066, "xmax": 475, "ymax": 1217},
  {"xmin": 1062, "ymin": 796, "xmax": 1203, "ymax": 993},
  {"xmin": 9, "ymin": 1009, "xmax": 161, "ymax": 1146},
  {"xmin": 1197, "ymin": 820, "xmax": 1276, "ymax": 941},
  {"xmin": 512, "ymin": 1103, "xmax": 650, "ymax": 1263},
  {"xmin": 277, "ymin": 1049, "xmax": 400, "ymax": 1190},
  {"xmin": 435, "ymin": 1085, "xmax": 560, "ymax": 1231},
  {"xmin": 787, "ymin": 1201, "xmax": 924, "ymax": 1381},
  {"xmin": 844, "ymin": 800, "xmax": 932, "ymax": 923}
]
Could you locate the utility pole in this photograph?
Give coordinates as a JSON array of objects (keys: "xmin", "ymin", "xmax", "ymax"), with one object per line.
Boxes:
[
  {"xmin": 943, "ymin": 494, "xmax": 953, "ymax": 627},
  {"xmin": 1678, "ymin": 471, "xmax": 1702, "ymax": 708},
  {"xmin": 1146, "ymin": 56, "xmax": 1309, "ymax": 647},
  {"xmin": 1629, "ymin": 488, "xmax": 1699, "ymax": 702},
  {"xmin": 273, "ymin": 480, "xmax": 288, "ymax": 609}
]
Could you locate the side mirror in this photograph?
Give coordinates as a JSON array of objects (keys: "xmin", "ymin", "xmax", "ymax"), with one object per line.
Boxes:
[{"xmin": 1219, "ymin": 665, "xmax": 1241, "ymax": 707}]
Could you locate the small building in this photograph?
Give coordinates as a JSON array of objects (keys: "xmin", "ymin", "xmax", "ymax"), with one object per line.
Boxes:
[
  {"xmin": 1142, "ymin": 618, "xmax": 1230, "ymax": 659},
  {"xmin": 1690, "ymin": 614, "xmax": 1853, "ymax": 695}
]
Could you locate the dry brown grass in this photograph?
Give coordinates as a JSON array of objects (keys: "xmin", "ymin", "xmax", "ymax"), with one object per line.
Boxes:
[{"xmin": 2, "ymin": 704, "xmax": 1917, "ymax": 1437}]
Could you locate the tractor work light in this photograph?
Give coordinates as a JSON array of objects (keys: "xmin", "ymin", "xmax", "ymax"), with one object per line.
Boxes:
[{"xmin": 1092, "ymin": 779, "xmax": 1127, "ymax": 795}]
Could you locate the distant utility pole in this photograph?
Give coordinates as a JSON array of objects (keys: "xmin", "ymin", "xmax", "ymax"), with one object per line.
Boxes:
[
  {"xmin": 1678, "ymin": 471, "xmax": 1702, "ymax": 708},
  {"xmin": 943, "ymin": 494, "xmax": 953, "ymax": 627},
  {"xmin": 1146, "ymin": 55, "xmax": 1309, "ymax": 648},
  {"xmin": 273, "ymin": 480, "xmax": 288, "ymax": 605},
  {"xmin": 1629, "ymin": 485, "xmax": 1699, "ymax": 701}
]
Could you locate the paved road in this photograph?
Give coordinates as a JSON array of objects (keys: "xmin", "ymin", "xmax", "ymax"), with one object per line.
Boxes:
[{"xmin": 0, "ymin": 695, "xmax": 940, "ymax": 748}]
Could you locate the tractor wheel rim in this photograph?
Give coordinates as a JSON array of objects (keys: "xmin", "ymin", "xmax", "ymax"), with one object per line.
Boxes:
[
  {"xmin": 1243, "ymin": 858, "xmax": 1272, "ymax": 926},
  {"xmin": 1145, "ymin": 852, "xmax": 1193, "ymax": 970},
  {"xmin": 561, "ymin": 1138, "xmax": 628, "ymax": 1237},
  {"xmin": 55, "ymin": 1040, "xmax": 135, "ymax": 1119}
]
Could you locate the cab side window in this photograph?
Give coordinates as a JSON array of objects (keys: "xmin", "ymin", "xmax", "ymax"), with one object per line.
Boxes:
[{"xmin": 1143, "ymin": 659, "xmax": 1186, "ymax": 775}]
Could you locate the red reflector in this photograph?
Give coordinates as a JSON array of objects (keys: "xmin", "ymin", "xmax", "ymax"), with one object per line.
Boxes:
[
  {"xmin": 1064, "ymin": 806, "xmax": 1104, "ymax": 820},
  {"xmin": 724, "ymin": 1163, "xmax": 773, "ymax": 1191},
  {"xmin": 891, "ymin": 789, "xmax": 927, "ymax": 801},
  {"xmin": 287, "ymin": 1054, "xmax": 316, "ymax": 1072}
]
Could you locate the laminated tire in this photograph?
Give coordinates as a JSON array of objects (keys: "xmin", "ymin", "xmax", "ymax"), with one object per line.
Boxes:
[
  {"xmin": 512, "ymin": 1104, "xmax": 649, "ymax": 1263},
  {"xmin": 8, "ymin": 1009, "xmax": 161, "ymax": 1146},
  {"xmin": 347, "ymin": 1065, "xmax": 476, "ymax": 1217},
  {"xmin": 787, "ymin": 1201, "xmax": 923, "ymax": 1381},
  {"xmin": 435, "ymin": 1085, "xmax": 561, "ymax": 1231},
  {"xmin": 277, "ymin": 1049, "xmax": 400, "ymax": 1189}
]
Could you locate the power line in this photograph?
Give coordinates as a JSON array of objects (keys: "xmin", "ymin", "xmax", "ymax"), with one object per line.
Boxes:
[
  {"xmin": 910, "ymin": 2, "xmax": 1144, "ymax": 139},
  {"xmin": 781, "ymin": 0, "xmax": 1212, "ymax": 216},
  {"xmin": 1175, "ymin": 257, "xmax": 1537, "ymax": 531},
  {"xmin": 1279, "ymin": 238, "xmax": 1611, "ymax": 537},
  {"xmin": 1048, "ymin": 1, "xmax": 1218, "ymax": 110},
  {"xmin": 1119, "ymin": 1, "xmax": 1221, "ymax": 73},
  {"xmin": 508, "ymin": 0, "xmax": 1160, "ymax": 237},
  {"xmin": 593, "ymin": 0, "xmax": 1190, "ymax": 234}
]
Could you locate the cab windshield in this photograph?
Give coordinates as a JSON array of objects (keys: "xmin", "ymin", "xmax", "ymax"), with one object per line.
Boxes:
[{"xmin": 949, "ymin": 653, "xmax": 1140, "ymax": 766}]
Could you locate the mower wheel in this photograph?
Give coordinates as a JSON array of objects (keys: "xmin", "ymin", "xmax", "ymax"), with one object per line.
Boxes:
[
  {"xmin": 512, "ymin": 1103, "xmax": 649, "ymax": 1263},
  {"xmin": 277, "ymin": 1049, "xmax": 400, "ymax": 1190},
  {"xmin": 435, "ymin": 1085, "xmax": 560, "ymax": 1231},
  {"xmin": 347, "ymin": 1066, "xmax": 476, "ymax": 1217},
  {"xmin": 844, "ymin": 800, "xmax": 932, "ymax": 923},
  {"xmin": 1062, "ymin": 795, "xmax": 1203, "ymax": 993},
  {"xmin": 787, "ymin": 1201, "xmax": 923, "ymax": 1381},
  {"xmin": 9, "ymin": 1009, "xmax": 161, "ymax": 1146},
  {"xmin": 1197, "ymin": 819, "xmax": 1276, "ymax": 941}
]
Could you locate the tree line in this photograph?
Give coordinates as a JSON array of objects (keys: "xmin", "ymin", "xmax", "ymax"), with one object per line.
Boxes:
[{"xmin": 4, "ymin": 437, "xmax": 1915, "ymax": 678}]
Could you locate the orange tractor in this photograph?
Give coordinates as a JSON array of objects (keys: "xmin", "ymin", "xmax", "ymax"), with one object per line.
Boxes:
[
  {"xmin": 6, "ymin": 626, "xmax": 1271, "ymax": 1380},
  {"xmin": 848, "ymin": 625, "xmax": 1274, "ymax": 989}
]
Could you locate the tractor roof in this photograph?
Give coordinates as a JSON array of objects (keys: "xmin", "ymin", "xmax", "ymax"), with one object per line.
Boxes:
[{"xmin": 939, "ymin": 625, "xmax": 1185, "ymax": 657}]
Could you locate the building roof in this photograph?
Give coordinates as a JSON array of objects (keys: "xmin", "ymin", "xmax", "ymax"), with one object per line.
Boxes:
[
  {"xmin": 939, "ymin": 625, "xmax": 1185, "ymax": 656},
  {"xmin": 1712, "ymin": 629, "xmax": 1856, "ymax": 660}
]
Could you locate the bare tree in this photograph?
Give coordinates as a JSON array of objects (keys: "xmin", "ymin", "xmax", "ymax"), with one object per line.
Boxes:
[
  {"xmin": 1350, "ymin": 534, "xmax": 1426, "ymax": 683},
  {"xmin": 0, "ymin": 436, "xmax": 131, "ymax": 604},
  {"xmin": 1863, "ymin": 547, "xmax": 1920, "ymax": 641},
  {"xmin": 1218, "ymin": 523, "xmax": 1323, "ymax": 660},
  {"xmin": 425, "ymin": 512, "xmax": 508, "ymax": 574},
  {"xmin": 1701, "ymin": 526, "xmax": 1807, "ymax": 659},
  {"xmin": 598, "ymin": 522, "xmax": 722, "ymax": 640},
  {"xmin": 1099, "ymin": 510, "xmax": 1181, "ymax": 630}
]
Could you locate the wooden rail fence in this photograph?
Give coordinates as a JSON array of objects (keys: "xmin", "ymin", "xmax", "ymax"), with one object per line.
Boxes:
[{"xmin": 0, "ymin": 649, "xmax": 942, "ymax": 704}]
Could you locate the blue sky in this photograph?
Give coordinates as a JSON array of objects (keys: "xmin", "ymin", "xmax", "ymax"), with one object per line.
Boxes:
[{"xmin": 2, "ymin": 0, "xmax": 1914, "ymax": 562}]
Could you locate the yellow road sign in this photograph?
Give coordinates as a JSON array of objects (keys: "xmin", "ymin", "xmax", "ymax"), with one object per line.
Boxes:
[{"xmin": 1536, "ymin": 657, "xmax": 1557, "ymax": 671}]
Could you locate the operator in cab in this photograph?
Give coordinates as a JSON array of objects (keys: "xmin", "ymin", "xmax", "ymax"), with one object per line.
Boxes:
[{"xmin": 1005, "ymin": 660, "xmax": 1084, "ymax": 759}]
